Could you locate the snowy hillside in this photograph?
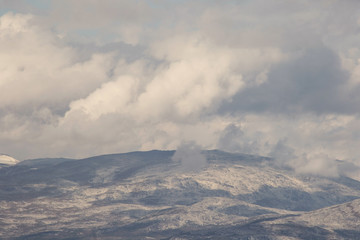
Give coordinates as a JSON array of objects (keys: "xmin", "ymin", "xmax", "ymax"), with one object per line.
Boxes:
[
  {"xmin": 0, "ymin": 150, "xmax": 359, "ymax": 239},
  {"xmin": 0, "ymin": 154, "xmax": 19, "ymax": 165}
]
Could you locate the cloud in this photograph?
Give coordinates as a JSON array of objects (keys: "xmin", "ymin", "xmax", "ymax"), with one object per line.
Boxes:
[
  {"xmin": 0, "ymin": 12, "xmax": 114, "ymax": 114},
  {"xmin": 172, "ymin": 142, "xmax": 207, "ymax": 172},
  {"xmin": 296, "ymin": 153, "xmax": 339, "ymax": 178},
  {"xmin": 219, "ymin": 46, "xmax": 357, "ymax": 115},
  {"xmin": 14, "ymin": 0, "xmax": 154, "ymax": 45},
  {"xmin": 66, "ymin": 34, "xmax": 246, "ymax": 122},
  {"xmin": 0, "ymin": 1, "xmax": 360, "ymax": 181},
  {"xmin": 269, "ymin": 139, "xmax": 340, "ymax": 177},
  {"xmin": 217, "ymin": 124, "xmax": 260, "ymax": 155},
  {"xmin": 216, "ymin": 114, "xmax": 360, "ymax": 177}
]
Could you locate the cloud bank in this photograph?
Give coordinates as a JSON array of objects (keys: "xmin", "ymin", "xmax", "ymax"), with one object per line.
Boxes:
[{"xmin": 1, "ymin": 1, "xmax": 360, "ymax": 178}]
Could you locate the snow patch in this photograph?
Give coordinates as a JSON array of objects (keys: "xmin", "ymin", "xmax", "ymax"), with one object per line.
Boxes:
[{"xmin": 0, "ymin": 154, "xmax": 19, "ymax": 165}]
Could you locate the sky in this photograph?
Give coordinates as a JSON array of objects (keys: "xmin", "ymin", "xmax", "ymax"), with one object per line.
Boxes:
[{"xmin": 1, "ymin": 0, "xmax": 360, "ymax": 177}]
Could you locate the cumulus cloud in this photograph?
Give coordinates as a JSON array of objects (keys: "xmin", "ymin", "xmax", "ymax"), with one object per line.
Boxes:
[
  {"xmin": 0, "ymin": 12, "xmax": 114, "ymax": 113},
  {"xmin": 66, "ymin": 34, "xmax": 246, "ymax": 122},
  {"xmin": 1, "ymin": 0, "xmax": 360, "ymax": 179}
]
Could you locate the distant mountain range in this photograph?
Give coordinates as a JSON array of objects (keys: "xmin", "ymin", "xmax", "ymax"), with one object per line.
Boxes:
[{"xmin": 1, "ymin": 150, "xmax": 359, "ymax": 239}]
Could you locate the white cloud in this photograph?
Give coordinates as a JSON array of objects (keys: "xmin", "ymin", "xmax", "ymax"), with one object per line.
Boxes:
[
  {"xmin": 217, "ymin": 114, "xmax": 360, "ymax": 177},
  {"xmin": 65, "ymin": 33, "xmax": 283, "ymax": 123},
  {"xmin": 1, "ymin": 1, "xmax": 360, "ymax": 181},
  {"xmin": 67, "ymin": 75, "xmax": 140, "ymax": 120},
  {"xmin": 0, "ymin": 13, "xmax": 114, "ymax": 112}
]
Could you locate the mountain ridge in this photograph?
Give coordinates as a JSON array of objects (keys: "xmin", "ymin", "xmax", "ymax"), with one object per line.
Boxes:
[{"xmin": 0, "ymin": 149, "xmax": 359, "ymax": 239}]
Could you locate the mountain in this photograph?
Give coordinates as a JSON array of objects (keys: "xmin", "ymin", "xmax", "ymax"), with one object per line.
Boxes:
[
  {"xmin": 0, "ymin": 154, "xmax": 19, "ymax": 166},
  {"xmin": 0, "ymin": 150, "xmax": 359, "ymax": 239}
]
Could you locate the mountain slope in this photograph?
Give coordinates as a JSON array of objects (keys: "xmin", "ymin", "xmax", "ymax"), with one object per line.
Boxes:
[{"xmin": 0, "ymin": 150, "xmax": 359, "ymax": 239}]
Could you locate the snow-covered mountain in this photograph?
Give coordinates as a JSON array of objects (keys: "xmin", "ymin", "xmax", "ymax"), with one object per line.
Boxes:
[
  {"xmin": 0, "ymin": 154, "xmax": 19, "ymax": 166},
  {"xmin": 0, "ymin": 150, "xmax": 359, "ymax": 239}
]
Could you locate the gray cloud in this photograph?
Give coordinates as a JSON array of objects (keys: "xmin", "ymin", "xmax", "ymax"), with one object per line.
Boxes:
[
  {"xmin": 172, "ymin": 142, "xmax": 207, "ymax": 172},
  {"xmin": 217, "ymin": 124, "xmax": 260, "ymax": 155},
  {"xmin": 219, "ymin": 46, "xmax": 357, "ymax": 115},
  {"xmin": 0, "ymin": 1, "xmax": 360, "ymax": 179}
]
